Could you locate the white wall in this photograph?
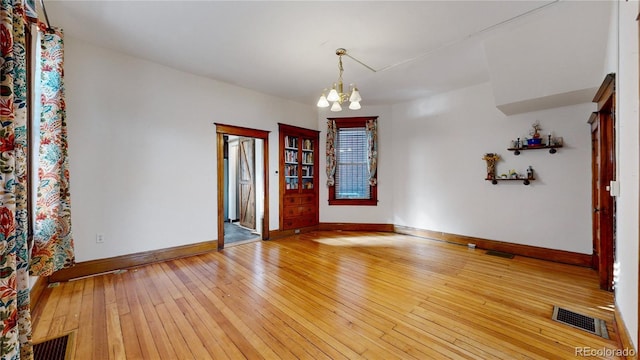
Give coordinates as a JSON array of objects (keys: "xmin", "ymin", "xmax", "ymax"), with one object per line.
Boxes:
[
  {"xmin": 391, "ymin": 82, "xmax": 593, "ymax": 253},
  {"xmin": 484, "ymin": 1, "xmax": 612, "ymax": 115},
  {"xmin": 65, "ymin": 36, "xmax": 316, "ymax": 262},
  {"xmin": 612, "ymin": 0, "xmax": 639, "ymax": 350},
  {"xmin": 317, "ymin": 105, "xmax": 395, "ymax": 224}
]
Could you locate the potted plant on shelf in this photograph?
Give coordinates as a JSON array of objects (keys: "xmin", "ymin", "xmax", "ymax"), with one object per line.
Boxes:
[{"xmin": 528, "ymin": 121, "xmax": 543, "ymax": 147}]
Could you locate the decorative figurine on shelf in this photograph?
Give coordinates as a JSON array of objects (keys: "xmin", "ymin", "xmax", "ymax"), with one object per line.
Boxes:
[
  {"xmin": 482, "ymin": 153, "xmax": 501, "ymax": 179},
  {"xmin": 526, "ymin": 166, "xmax": 534, "ymax": 180}
]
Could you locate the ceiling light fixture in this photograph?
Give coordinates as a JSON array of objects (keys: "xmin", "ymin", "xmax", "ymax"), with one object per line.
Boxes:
[{"xmin": 317, "ymin": 48, "xmax": 362, "ymax": 112}]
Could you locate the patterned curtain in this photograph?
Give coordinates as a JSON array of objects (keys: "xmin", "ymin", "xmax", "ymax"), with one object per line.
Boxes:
[
  {"xmin": 325, "ymin": 119, "xmax": 336, "ymax": 186},
  {"xmin": 29, "ymin": 26, "xmax": 74, "ymax": 276},
  {"xmin": 0, "ymin": 0, "xmax": 33, "ymax": 358},
  {"xmin": 366, "ymin": 118, "xmax": 377, "ymax": 186}
]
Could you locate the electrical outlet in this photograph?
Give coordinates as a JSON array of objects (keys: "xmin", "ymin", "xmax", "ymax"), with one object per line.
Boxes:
[
  {"xmin": 96, "ymin": 233, "xmax": 105, "ymax": 243},
  {"xmin": 294, "ymin": 229, "xmax": 301, "ymax": 234}
]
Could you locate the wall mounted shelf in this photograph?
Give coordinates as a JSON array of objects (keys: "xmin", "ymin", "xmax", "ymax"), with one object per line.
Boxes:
[
  {"xmin": 486, "ymin": 178, "xmax": 534, "ymax": 185},
  {"xmin": 508, "ymin": 144, "xmax": 563, "ymax": 155}
]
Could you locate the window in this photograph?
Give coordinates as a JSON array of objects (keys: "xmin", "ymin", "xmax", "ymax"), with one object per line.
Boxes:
[
  {"xmin": 21, "ymin": 20, "xmax": 46, "ymax": 246},
  {"xmin": 26, "ymin": 22, "xmax": 35, "ymax": 244},
  {"xmin": 327, "ymin": 117, "xmax": 378, "ymax": 206},
  {"xmin": 26, "ymin": 22, "xmax": 44, "ymax": 245}
]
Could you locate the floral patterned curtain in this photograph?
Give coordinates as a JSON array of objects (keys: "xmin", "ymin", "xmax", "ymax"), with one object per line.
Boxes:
[
  {"xmin": 0, "ymin": 0, "xmax": 34, "ymax": 358},
  {"xmin": 325, "ymin": 119, "xmax": 336, "ymax": 186},
  {"xmin": 366, "ymin": 118, "xmax": 377, "ymax": 186},
  {"xmin": 29, "ymin": 26, "xmax": 74, "ymax": 276}
]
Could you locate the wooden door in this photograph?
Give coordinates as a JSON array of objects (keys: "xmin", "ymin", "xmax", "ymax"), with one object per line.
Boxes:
[
  {"xmin": 239, "ymin": 137, "xmax": 256, "ymax": 230},
  {"xmin": 590, "ymin": 74, "xmax": 616, "ymax": 291}
]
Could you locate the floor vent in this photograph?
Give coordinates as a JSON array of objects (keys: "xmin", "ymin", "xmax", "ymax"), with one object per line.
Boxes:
[
  {"xmin": 34, "ymin": 332, "xmax": 74, "ymax": 360},
  {"xmin": 485, "ymin": 250, "xmax": 515, "ymax": 259},
  {"xmin": 552, "ymin": 306, "xmax": 609, "ymax": 339}
]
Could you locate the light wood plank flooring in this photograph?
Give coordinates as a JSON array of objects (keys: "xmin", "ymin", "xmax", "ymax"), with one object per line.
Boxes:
[{"xmin": 32, "ymin": 231, "xmax": 621, "ymax": 359}]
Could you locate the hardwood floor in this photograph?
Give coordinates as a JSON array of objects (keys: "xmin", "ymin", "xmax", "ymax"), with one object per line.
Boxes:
[{"xmin": 32, "ymin": 231, "xmax": 621, "ymax": 359}]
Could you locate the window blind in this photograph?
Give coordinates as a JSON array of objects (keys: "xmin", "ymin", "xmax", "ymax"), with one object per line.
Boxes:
[{"xmin": 335, "ymin": 127, "xmax": 370, "ymax": 199}]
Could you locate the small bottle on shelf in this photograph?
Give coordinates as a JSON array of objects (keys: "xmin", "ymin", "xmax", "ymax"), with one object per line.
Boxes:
[{"xmin": 527, "ymin": 166, "xmax": 534, "ymax": 180}]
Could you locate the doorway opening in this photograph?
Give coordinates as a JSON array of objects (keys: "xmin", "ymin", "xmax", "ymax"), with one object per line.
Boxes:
[
  {"xmin": 215, "ymin": 124, "xmax": 270, "ymax": 250},
  {"xmin": 224, "ymin": 135, "xmax": 263, "ymax": 246}
]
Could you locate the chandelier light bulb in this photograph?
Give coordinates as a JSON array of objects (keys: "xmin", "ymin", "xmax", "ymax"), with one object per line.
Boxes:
[
  {"xmin": 327, "ymin": 85, "xmax": 340, "ymax": 102},
  {"xmin": 330, "ymin": 102, "xmax": 342, "ymax": 112},
  {"xmin": 317, "ymin": 93, "xmax": 329, "ymax": 108},
  {"xmin": 349, "ymin": 86, "xmax": 362, "ymax": 103}
]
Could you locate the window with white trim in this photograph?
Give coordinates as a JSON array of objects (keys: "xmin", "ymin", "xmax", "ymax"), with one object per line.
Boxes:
[{"xmin": 327, "ymin": 117, "xmax": 378, "ymax": 206}]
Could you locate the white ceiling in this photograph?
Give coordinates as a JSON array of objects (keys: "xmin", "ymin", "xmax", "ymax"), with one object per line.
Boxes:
[{"xmin": 45, "ymin": 1, "xmax": 569, "ymax": 107}]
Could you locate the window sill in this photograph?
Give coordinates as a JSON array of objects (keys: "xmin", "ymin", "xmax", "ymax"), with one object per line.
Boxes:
[{"xmin": 328, "ymin": 199, "xmax": 377, "ymax": 206}]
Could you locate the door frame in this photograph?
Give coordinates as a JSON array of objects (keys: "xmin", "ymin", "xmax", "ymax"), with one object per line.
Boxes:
[
  {"xmin": 215, "ymin": 123, "xmax": 270, "ymax": 250},
  {"xmin": 589, "ymin": 73, "xmax": 616, "ymax": 291}
]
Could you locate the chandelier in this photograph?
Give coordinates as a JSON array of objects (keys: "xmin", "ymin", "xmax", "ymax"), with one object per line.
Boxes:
[{"xmin": 317, "ymin": 48, "xmax": 362, "ymax": 111}]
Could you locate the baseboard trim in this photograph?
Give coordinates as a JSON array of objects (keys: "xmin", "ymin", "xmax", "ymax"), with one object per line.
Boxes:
[
  {"xmin": 29, "ymin": 276, "xmax": 48, "ymax": 308},
  {"xmin": 318, "ymin": 223, "xmax": 394, "ymax": 232},
  {"xmin": 393, "ymin": 225, "xmax": 592, "ymax": 267},
  {"xmin": 269, "ymin": 225, "xmax": 319, "ymax": 240},
  {"xmin": 269, "ymin": 223, "xmax": 394, "ymax": 240},
  {"xmin": 614, "ymin": 304, "xmax": 638, "ymax": 359},
  {"xmin": 49, "ymin": 240, "xmax": 218, "ymax": 282}
]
